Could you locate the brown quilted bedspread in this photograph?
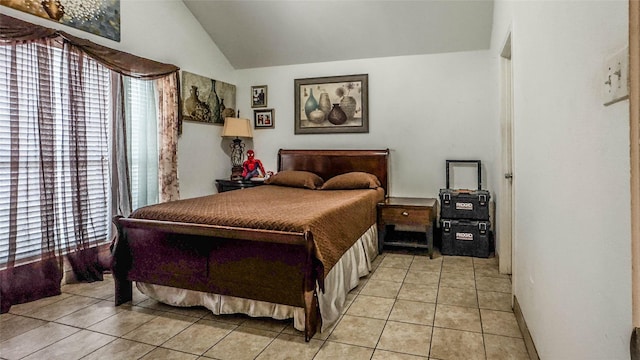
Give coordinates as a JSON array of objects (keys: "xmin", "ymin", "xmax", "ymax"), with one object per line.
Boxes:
[{"xmin": 130, "ymin": 185, "xmax": 385, "ymax": 277}]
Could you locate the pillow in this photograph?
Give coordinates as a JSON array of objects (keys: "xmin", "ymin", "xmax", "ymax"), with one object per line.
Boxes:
[
  {"xmin": 321, "ymin": 172, "xmax": 381, "ymax": 190},
  {"xmin": 264, "ymin": 170, "xmax": 324, "ymax": 189}
]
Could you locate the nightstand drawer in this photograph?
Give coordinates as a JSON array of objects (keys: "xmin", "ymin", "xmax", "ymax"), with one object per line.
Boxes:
[{"xmin": 380, "ymin": 207, "xmax": 431, "ymax": 226}]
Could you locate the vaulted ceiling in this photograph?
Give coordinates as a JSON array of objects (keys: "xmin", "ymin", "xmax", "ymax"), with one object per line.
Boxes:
[{"xmin": 182, "ymin": 0, "xmax": 495, "ymax": 69}]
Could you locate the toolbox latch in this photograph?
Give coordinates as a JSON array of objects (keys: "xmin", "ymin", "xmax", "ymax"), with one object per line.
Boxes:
[
  {"xmin": 443, "ymin": 220, "xmax": 451, "ymax": 232},
  {"xmin": 443, "ymin": 193, "xmax": 451, "ymax": 205},
  {"xmin": 479, "ymin": 194, "xmax": 487, "ymax": 206},
  {"xmin": 479, "ymin": 222, "xmax": 487, "ymax": 234}
]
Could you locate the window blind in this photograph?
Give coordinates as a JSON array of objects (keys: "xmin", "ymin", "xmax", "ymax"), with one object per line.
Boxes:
[
  {"xmin": 124, "ymin": 77, "xmax": 158, "ymax": 210},
  {"xmin": 0, "ymin": 41, "xmax": 111, "ymax": 268}
]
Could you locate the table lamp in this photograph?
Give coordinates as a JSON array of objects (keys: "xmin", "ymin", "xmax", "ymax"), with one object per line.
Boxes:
[{"xmin": 221, "ymin": 117, "xmax": 253, "ymax": 180}]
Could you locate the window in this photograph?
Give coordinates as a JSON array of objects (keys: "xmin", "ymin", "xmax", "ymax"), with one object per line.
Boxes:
[
  {"xmin": 0, "ymin": 38, "xmax": 165, "ymax": 269},
  {"xmin": 0, "ymin": 41, "xmax": 110, "ymax": 267},
  {"xmin": 124, "ymin": 77, "xmax": 159, "ymax": 210}
]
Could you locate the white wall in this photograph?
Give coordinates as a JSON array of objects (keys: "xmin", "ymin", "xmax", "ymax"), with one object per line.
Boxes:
[
  {"xmin": 0, "ymin": 1, "xmax": 499, "ymax": 200},
  {"xmin": 0, "ymin": 0, "xmax": 235, "ymax": 199},
  {"xmin": 235, "ymin": 51, "xmax": 499, "ymax": 199},
  {"xmin": 491, "ymin": 1, "xmax": 631, "ymax": 358}
]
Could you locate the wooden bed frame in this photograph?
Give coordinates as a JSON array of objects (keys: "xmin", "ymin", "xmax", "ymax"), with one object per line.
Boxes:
[{"xmin": 112, "ymin": 149, "xmax": 389, "ymax": 341}]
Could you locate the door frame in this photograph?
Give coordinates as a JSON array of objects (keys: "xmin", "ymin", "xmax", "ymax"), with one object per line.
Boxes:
[
  {"xmin": 629, "ymin": 0, "xmax": 640, "ymax": 330},
  {"xmin": 499, "ymin": 30, "xmax": 514, "ymax": 275}
]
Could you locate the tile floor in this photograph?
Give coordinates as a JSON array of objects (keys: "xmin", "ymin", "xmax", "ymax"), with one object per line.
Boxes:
[{"xmin": 0, "ymin": 253, "xmax": 529, "ymax": 360}]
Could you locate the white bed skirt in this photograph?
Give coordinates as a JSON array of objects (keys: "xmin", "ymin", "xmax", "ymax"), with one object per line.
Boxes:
[{"xmin": 137, "ymin": 224, "xmax": 379, "ymax": 333}]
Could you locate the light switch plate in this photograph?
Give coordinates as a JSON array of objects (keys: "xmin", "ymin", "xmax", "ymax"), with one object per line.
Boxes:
[{"xmin": 603, "ymin": 46, "xmax": 629, "ymax": 106}]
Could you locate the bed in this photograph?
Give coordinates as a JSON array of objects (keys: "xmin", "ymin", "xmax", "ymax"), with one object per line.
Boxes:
[{"xmin": 111, "ymin": 149, "xmax": 389, "ymax": 341}]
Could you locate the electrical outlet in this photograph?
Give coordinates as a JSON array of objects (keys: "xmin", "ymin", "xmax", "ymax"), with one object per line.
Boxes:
[{"xmin": 603, "ymin": 46, "xmax": 629, "ymax": 106}]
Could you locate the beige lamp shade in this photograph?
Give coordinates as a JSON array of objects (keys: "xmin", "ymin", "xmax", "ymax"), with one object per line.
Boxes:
[{"xmin": 221, "ymin": 117, "xmax": 253, "ymax": 138}]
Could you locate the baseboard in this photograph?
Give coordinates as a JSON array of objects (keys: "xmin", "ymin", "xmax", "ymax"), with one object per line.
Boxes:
[{"xmin": 513, "ymin": 295, "xmax": 540, "ymax": 360}]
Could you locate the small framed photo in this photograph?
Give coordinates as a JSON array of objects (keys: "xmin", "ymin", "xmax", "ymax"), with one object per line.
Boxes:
[
  {"xmin": 251, "ymin": 85, "xmax": 268, "ymax": 108},
  {"xmin": 254, "ymin": 109, "xmax": 275, "ymax": 129}
]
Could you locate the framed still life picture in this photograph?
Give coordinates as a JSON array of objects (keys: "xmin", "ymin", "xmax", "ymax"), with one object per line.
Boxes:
[
  {"xmin": 251, "ymin": 85, "xmax": 268, "ymax": 108},
  {"xmin": 294, "ymin": 74, "xmax": 368, "ymax": 134},
  {"xmin": 254, "ymin": 109, "xmax": 274, "ymax": 129},
  {"xmin": 181, "ymin": 71, "xmax": 236, "ymax": 125}
]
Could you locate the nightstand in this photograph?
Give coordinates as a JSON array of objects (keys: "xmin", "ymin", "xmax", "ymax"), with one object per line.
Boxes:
[
  {"xmin": 377, "ymin": 197, "xmax": 438, "ymax": 258},
  {"xmin": 215, "ymin": 179, "xmax": 265, "ymax": 193}
]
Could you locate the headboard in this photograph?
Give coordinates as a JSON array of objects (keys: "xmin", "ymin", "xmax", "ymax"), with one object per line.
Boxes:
[{"xmin": 278, "ymin": 149, "xmax": 390, "ymax": 195}]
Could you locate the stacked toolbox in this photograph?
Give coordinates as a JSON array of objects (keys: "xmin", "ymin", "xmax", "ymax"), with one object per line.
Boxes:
[{"xmin": 439, "ymin": 160, "xmax": 492, "ymax": 258}]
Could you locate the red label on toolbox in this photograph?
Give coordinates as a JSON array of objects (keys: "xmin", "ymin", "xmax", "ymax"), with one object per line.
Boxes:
[
  {"xmin": 456, "ymin": 233, "xmax": 474, "ymax": 241},
  {"xmin": 455, "ymin": 202, "xmax": 473, "ymax": 210}
]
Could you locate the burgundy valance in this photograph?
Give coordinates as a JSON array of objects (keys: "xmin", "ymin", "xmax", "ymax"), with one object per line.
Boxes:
[{"xmin": 0, "ymin": 13, "xmax": 179, "ymax": 79}]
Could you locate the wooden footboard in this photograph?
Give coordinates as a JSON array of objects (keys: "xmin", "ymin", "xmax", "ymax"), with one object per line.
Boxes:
[{"xmin": 111, "ymin": 216, "xmax": 322, "ymax": 341}]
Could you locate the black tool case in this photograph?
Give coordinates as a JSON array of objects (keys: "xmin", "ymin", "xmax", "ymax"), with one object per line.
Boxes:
[
  {"xmin": 440, "ymin": 219, "xmax": 491, "ymax": 258},
  {"xmin": 439, "ymin": 160, "xmax": 491, "ymax": 221}
]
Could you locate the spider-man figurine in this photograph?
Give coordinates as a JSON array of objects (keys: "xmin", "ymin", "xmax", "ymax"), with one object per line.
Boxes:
[{"xmin": 242, "ymin": 150, "xmax": 266, "ymax": 180}]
